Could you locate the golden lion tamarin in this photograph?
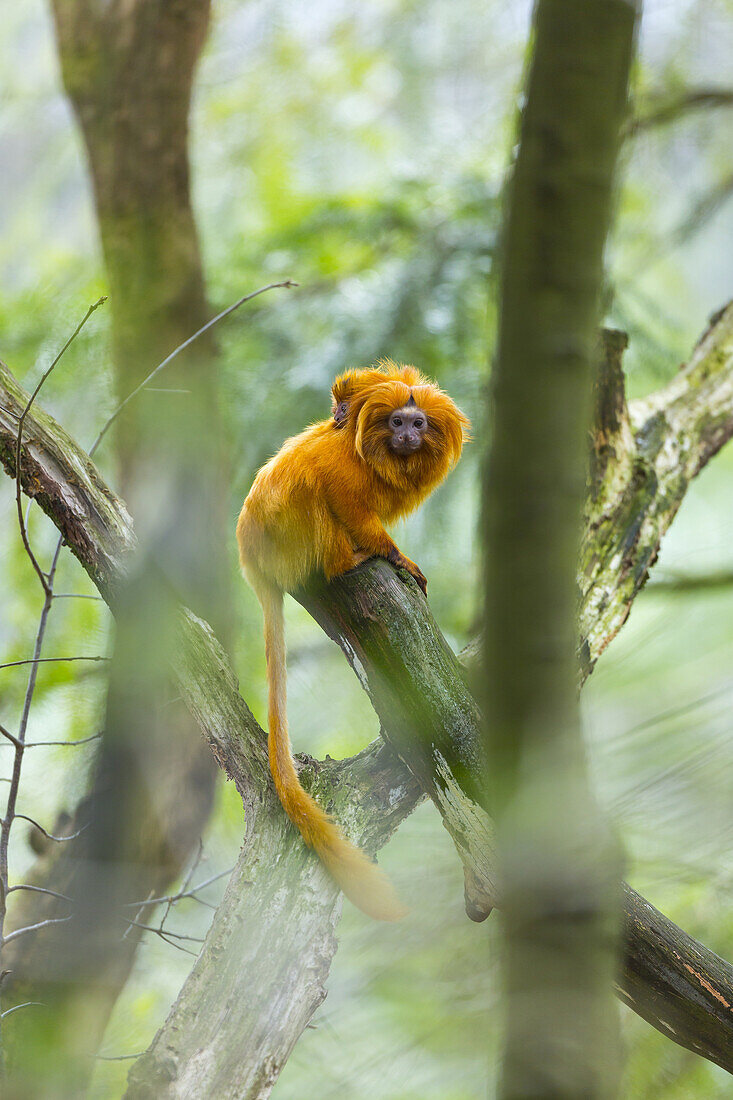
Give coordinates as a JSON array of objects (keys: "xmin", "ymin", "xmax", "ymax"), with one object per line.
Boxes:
[{"xmin": 236, "ymin": 361, "xmax": 469, "ymax": 920}]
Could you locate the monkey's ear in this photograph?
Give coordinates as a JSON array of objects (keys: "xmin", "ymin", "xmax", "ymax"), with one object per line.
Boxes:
[
  {"xmin": 333, "ymin": 400, "xmax": 349, "ymax": 428},
  {"xmin": 331, "ymin": 372, "xmax": 355, "ymax": 406},
  {"xmin": 407, "ymin": 394, "xmax": 417, "ymax": 407}
]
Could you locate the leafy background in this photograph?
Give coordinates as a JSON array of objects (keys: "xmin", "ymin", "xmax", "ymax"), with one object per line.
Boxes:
[{"xmin": 1, "ymin": 0, "xmax": 733, "ymax": 1095}]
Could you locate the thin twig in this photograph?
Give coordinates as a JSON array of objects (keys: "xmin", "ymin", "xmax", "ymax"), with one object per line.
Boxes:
[
  {"xmin": 3, "ymin": 315, "xmax": 86, "ymax": 1006},
  {"xmin": 158, "ymin": 839, "xmax": 203, "ymax": 935},
  {"xmin": 0, "ymin": 537, "xmax": 64, "ymax": 1037},
  {"xmin": 122, "ymin": 845, "xmax": 214, "ymax": 953},
  {"xmin": 122, "ymin": 889, "xmax": 155, "ymax": 943},
  {"xmin": 626, "ymin": 87, "xmax": 733, "ymax": 136},
  {"xmin": 52, "ymin": 593, "xmax": 104, "ymax": 601},
  {"xmin": 646, "ymin": 570, "xmax": 733, "ymax": 593},
  {"xmin": 124, "ymin": 919, "xmax": 204, "ymax": 944},
  {"xmin": 89, "ymin": 281, "xmax": 297, "ymax": 456},
  {"xmin": 96, "ymin": 1052, "xmax": 145, "ymax": 1062},
  {"xmin": 7, "ymin": 885, "xmax": 72, "ymax": 903},
  {"xmin": 124, "ymin": 919, "xmax": 201, "ymax": 956},
  {"xmin": 17, "ymin": 733, "xmax": 103, "ymax": 750},
  {"xmin": 14, "ymin": 297, "xmax": 106, "ymax": 593},
  {"xmin": 12, "ymin": 815, "xmax": 88, "ymax": 843},
  {"xmin": 2, "ymin": 915, "xmax": 73, "ymax": 946},
  {"xmin": 124, "ymin": 866, "xmax": 233, "ymax": 909},
  {"xmin": 0, "ymin": 656, "xmax": 109, "ymax": 671},
  {"xmin": 0, "ymin": 1001, "xmax": 46, "ymax": 1019},
  {"xmin": 0, "ymin": 728, "xmax": 21, "ymax": 751}
]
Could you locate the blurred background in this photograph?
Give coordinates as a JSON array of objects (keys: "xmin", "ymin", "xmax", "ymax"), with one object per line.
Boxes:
[{"xmin": 1, "ymin": 0, "xmax": 732, "ymax": 1095}]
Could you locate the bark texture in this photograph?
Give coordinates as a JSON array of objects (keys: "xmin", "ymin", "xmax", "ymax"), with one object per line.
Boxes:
[{"xmin": 580, "ymin": 302, "xmax": 733, "ymax": 677}]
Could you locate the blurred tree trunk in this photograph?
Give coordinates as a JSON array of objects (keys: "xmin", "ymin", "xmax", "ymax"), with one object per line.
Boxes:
[
  {"xmin": 483, "ymin": 1, "xmax": 637, "ymax": 1097},
  {"xmin": 52, "ymin": 0, "xmax": 213, "ymax": 454},
  {"xmin": 5, "ymin": 3, "xmax": 225, "ymax": 1093}
]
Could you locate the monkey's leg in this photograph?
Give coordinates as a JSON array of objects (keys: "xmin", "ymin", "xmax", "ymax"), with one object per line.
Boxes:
[
  {"xmin": 328, "ymin": 507, "xmax": 428, "ymax": 594},
  {"xmin": 322, "ymin": 528, "xmax": 364, "ymax": 581}
]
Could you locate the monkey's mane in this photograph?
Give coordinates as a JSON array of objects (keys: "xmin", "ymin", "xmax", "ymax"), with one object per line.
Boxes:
[
  {"xmin": 331, "ymin": 360, "xmax": 426, "ymax": 414},
  {"xmin": 355, "ymin": 379, "xmax": 469, "ymax": 490}
]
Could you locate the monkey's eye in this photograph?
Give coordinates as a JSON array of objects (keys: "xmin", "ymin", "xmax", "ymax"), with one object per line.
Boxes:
[
  {"xmin": 392, "ymin": 417, "xmax": 402, "ymax": 427},
  {"xmin": 414, "ymin": 418, "xmax": 424, "ymax": 428},
  {"xmin": 339, "ymin": 403, "xmax": 347, "ymax": 413}
]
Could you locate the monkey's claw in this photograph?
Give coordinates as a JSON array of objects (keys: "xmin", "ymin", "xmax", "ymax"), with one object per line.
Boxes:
[
  {"xmin": 387, "ymin": 547, "xmax": 427, "ymax": 596},
  {"xmin": 410, "ymin": 565, "xmax": 428, "ymax": 595}
]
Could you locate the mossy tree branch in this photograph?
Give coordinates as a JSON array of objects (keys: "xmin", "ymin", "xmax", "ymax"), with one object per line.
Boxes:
[
  {"xmin": 0, "ymin": 358, "xmax": 421, "ymax": 1098},
  {"xmin": 3, "ymin": 299, "xmax": 733, "ymax": 1087}
]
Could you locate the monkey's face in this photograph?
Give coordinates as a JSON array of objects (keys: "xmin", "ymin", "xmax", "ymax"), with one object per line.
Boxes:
[
  {"xmin": 387, "ymin": 398, "xmax": 428, "ymax": 456},
  {"xmin": 353, "ymin": 377, "xmax": 469, "ymax": 486}
]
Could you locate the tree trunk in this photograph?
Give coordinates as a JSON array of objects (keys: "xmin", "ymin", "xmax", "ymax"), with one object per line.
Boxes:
[
  {"xmin": 483, "ymin": 1, "xmax": 637, "ymax": 1096},
  {"xmin": 3, "ymin": 4, "xmax": 221, "ymax": 1092}
]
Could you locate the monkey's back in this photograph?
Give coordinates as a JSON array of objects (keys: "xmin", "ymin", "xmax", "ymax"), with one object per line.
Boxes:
[{"xmin": 236, "ymin": 419, "xmax": 358, "ymax": 591}]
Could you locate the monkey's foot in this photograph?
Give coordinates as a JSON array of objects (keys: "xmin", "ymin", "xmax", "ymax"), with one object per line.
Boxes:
[{"xmin": 386, "ymin": 548, "xmax": 428, "ymax": 596}]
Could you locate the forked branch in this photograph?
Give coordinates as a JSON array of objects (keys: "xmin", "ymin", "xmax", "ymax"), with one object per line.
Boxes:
[{"xmin": 2, "ymin": 303, "xmax": 733, "ymax": 1089}]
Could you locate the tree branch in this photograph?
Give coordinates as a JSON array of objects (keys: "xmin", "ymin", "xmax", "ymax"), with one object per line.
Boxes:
[
  {"xmin": 3, "ymin": 304, "xmax": 733, "ymax": 1083},
  {"xmin": 0, "ymin": 360, "xmax": 136, "ymax": 605},
  {"xmin": 578, "ymin": 301, "xmax": 733, "ymax": 678},
  {"xmin": 124, "ymin": 611, "xmax": 421, "ymax": 1099},
  {"xmin": 626, "ymin": 87, "xmax": 733, "ymax": 136},
  {"xmin": 0, "ymin": 358, "xmax": 421, "ymax": 1095}
]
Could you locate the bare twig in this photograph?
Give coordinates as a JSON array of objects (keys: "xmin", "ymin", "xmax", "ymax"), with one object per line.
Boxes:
[
  {"xmin": 0, "ymin": 539, "xmax": 64, "ymax": 1048},
  {"xmin": 2, "ymin": 302, "xmax": 106, "ymax": 1041},
  {"xmin": 626, "ymin": 87, "xmax": 733, "ymax": 136},
  {"xmin": 89, "ymin": 281, "xmax": 297, "ymax": 456},
  {"xmin": 14, "ymin": 297, "xmax": 106, "ymax": 593},
  {"xmin": 0, "ymin": 727, "xmax": 21, "ymax": 751},
  {"xmin": 2, "ymin": 916, "xmax": 73, "ymax": 947},
  {"xmin": 124, "ymin": 919, "xmax": 204, "ymax": 944},
  {"xmin": 52, "ymin": 593, "xmax": 104, "ymax": 601},
  {"xmin": 0, "ymin": 656, "xmax": 109, "ymax": 671},
  {"xmin": 157, "ymin": 840, "xmax": 203, "ymax": 935},
  {"xmin": 0, "ymin": 1002, "xmax": 46, "ymax": 1019},
  {"xmin": 646, "ymin": 570, "xmax": 733, "ymax": 593},
  {"xmin": 122, "ymin": 844, "xmax": 207, "ymax": 946},
  {"xmin": 7, "ymin": 885, "xmax": 72, "ymax": 903},
  {"xmin": 96, "ymin": 1052, "xmax": 145, "ymax": 1062},
  {"xmin": 11, "ymin": 815, "xmax": 88, "ymax": 844},
  {"xmin": 17, "ymin": 733, "xmax": 103, "ymax": 750},
  {"xmin": 124, "ymin": 866, "xmax": 234, "ymax": 910},
  {"xmin": 123, "ymin": 920, "xmax": 200, "ymax": 956}
]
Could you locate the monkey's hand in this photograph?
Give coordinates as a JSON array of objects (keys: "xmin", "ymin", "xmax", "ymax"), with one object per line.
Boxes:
[{"xmin": 387, "ymin": 547, "xmax": 428, "ymax": 596}]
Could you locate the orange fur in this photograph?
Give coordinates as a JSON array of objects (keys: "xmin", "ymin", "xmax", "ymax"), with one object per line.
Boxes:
[
  {"xmin": 237, "ymin": 361, "xmax": 469, "ymax": 920},
  {"xmin": 331, "ymin": 360, "xmax": 426, "ymax": 418}
]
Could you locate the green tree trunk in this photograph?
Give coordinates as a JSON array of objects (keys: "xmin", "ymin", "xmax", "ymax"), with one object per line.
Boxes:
[
  {"xmin": 483, "ymin": 1, "xmax": 638, "ymax": 1096},
  {"xmin": 4, "ymin": 3, "xmax": 224, "ymax": 1093}
]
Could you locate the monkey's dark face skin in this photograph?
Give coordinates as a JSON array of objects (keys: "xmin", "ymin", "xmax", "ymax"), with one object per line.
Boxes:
[
  {"xmin": 388, "ymin": 401, "xmax": 428, "ymax": 456},
  {"xmin": 333, "ymin": 401, "xmax": 349, "ymax": 428}
]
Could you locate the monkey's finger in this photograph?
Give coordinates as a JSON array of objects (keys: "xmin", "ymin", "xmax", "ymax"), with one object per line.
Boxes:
[{"xmin": 410, "ymin": 567, "xmax": 428, "ymax": 596}]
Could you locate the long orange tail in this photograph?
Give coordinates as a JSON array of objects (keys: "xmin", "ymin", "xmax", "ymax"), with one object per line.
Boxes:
[{"xmin": 258, "ymin": 581, "xmax": 406, "ymax": 921}]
